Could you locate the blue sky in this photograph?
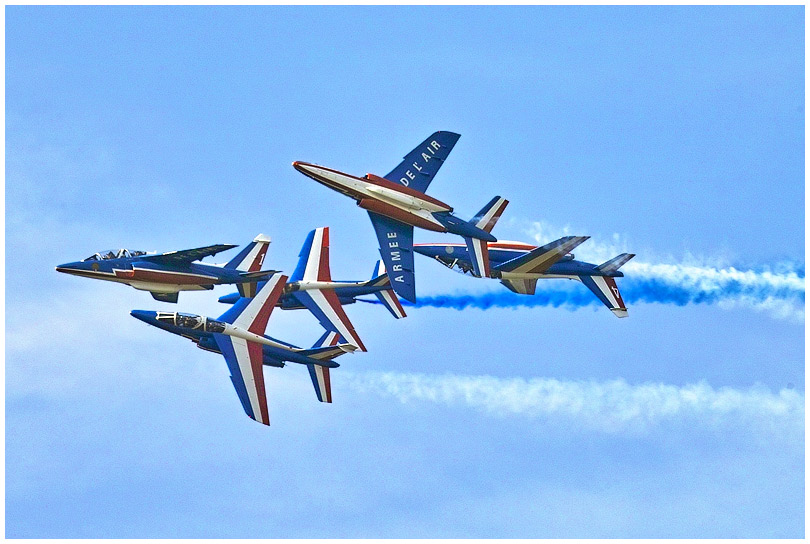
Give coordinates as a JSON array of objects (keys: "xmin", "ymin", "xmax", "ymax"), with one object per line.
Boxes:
[{"xmin": 6, "ymin": 6, "xmax": 804, "ymax": 538}]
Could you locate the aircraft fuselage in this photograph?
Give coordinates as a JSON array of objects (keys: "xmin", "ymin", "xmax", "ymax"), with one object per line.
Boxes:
[
  {"xmin": 414, "ymin": 241, "xmax": 625, "ymax": 280},
  {"xmin": 293, "ymin": 162, "xmax": 496, "ymax": 242},
  {"xmin": 56, "ymin": 258, "xmax": 244, "ymax": 294},
  {"xmin": 217, "ymin": 278, "xmax": 393, "ymax": 307},
  {"xmin": 130, "ymin": 310, "xmax": 340, "ymax": 368}
]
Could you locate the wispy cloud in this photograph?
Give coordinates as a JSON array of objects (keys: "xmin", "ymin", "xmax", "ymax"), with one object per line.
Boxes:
[{"xmin": 344, "ymin": 371, "xmax": 804, "ymax": 436}]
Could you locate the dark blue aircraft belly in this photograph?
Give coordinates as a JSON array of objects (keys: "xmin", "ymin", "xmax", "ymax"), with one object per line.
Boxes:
[
  {"xmin": 546, "ymin": 261, "xmax": 619, "ymax": 276},
  {"xmin": 178, "ymin": 329, "xmax": 287, "ymax": 368},
  {"xmin": 440, "ymin": 246, "xmax": 525, "ymax": 265},
  {"xmin": 432, "ymin": 213, "xmax": 498, "ymax": 242},
  {"xmin": 333, "ymin": 285, "xmax": 381, "ymax": 298}
]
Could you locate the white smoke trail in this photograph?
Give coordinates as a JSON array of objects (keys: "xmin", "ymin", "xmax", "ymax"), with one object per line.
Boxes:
[
  {"xmin": 344, "ymin": 371, "xmax": 804, "ymax": 436},
  {"xmin": 524, "ymin": 220, "xmax": 804, "ymax": 320},
  {"xmin": 624, "ymin": 261, "xmax": 804, "ymax": 293}
]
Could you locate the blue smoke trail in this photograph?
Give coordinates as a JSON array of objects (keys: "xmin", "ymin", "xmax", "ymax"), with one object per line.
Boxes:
[{"xmin": 361, "ymin": 262, "xmax": 805, "ymax": 314}]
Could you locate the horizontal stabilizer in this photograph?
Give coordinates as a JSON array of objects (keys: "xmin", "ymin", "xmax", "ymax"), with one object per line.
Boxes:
[
  {"xmin": 150, "ymin": 291, "xmax": 179, "ymax": 303},
  {"xmin": 236, "ymin": 272, "xmax": 278, "ymax": 298},
  {"xmin": 300, "ymin": 343, "xmax": 356, "ymax": 363},
  {"xmin": 597, "ymin": 253, "xmax": 636, "ymax": 274},
  {"xmin": 495, "ymin": 236, "xmax": 590, "ymax": 275},
  {"xmin": 239, "ymin": 270, "xmax": 280, "ymax": 280},
  {"xmin": 500, "ymin": 278, "xmax": 538, "ymax": 295}
]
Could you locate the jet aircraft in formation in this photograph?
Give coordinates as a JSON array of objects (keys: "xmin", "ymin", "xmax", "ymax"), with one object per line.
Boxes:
[
  {"xmin": 414, "ymin": 238, "xmax": 635, "ymax": 317},
  {"xmin": 58, "ymin": 130, "xmax": 634, "ymax": 425},
  {"xmin": 293, "ymin": 131, "xmax": 508, "ymax": 302},
  {"xmin": 132, "ymin": 276, "xmax": 355, "ymax": 425},
  {"xmin": 55, "ymin": 235, "xmax": 274, "ymax": 303}
]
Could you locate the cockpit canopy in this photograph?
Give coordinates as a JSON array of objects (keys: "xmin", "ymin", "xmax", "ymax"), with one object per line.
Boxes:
[
  {"xmin": 82, "ymin": 248, "xmax": 148, "ymax": 261},
  {"xmin": 154, "ymin": 312, "xmax": 226, "ymax": 333}
]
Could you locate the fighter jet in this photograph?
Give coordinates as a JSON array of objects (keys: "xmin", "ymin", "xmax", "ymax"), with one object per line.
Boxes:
[
  {"xmin": 55, "ymin": 234, "xmax": 274, "ymax": 303},
  {"xmin": 293, "ymin": 131, "xmax": 508, "ymax": 302},
  {"xmin": 131, "ymin": 274, "xmax": 357, "ymax": 425},
  {"xmin": 414, "ymin": 237, "xmax": 636, "ymax": 317},
  {"xmin": 218, "ymin": 228, "xmax": 406, "ymax": 346}
]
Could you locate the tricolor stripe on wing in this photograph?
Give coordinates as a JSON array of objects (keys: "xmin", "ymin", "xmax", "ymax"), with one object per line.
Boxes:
[
  {"xmin": 294, "ymin": 289, "xmax": 367, "ymax": 351},
  {"xmin": 215, "ymin": 333, "xmax": 270, "ymax": 425},
  {"xmin": 232, "ymin": 274, "xmax": 287, "ymax": 336}
]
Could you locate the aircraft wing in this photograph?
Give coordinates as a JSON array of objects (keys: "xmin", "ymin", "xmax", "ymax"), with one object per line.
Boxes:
[
  {"xmin": 367, "ymin": 211, "xmax": 416, "ymax": 302},
  {"xmin": 210, "ymin": 274, "xmax": 288, "ymax": 426},
  {"xmin": 288, "ymin": 227, "xmax": 367, "ymax": 351},
  {"xmin": 141, "ymin": 244, "xmax": 238, "ymax": 266},
  {"xmin": 495, "ymin": 236, "xmax": 590, "ymax": 275},
  {"xmin": 500, "ymin": 278, "xmax": 538, "ymax": 295},
  {"xmin": 213, "ymin": 332, "xmax": 271, "ymax": 425},
  {"xmin": 384, "ymin": 131, "xmax": 461, "ymax": 194},
  {"xmin": 290, "ymin": 289, "xmax": 367, "ymax": 352}
]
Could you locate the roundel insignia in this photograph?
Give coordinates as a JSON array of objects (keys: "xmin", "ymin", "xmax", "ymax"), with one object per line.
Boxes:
[
  {"xmin": 445, "ymin": 246, "xmax": 454, "ymax": 254},
  {"xmin": 92, "ymin": 263, "xmax": 100, "ymax": 271}
]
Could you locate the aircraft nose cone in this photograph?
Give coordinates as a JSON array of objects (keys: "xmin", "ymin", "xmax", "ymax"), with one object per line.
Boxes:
[
  {"xmin": 292, "ymin": 161, "xmax": 318, "ymax": 177},
  {"xmin": 55, "ymin": 263, "xmax": 79, "ymax": 274},
  {"xmin": 130, "ymin": 310, "xmax": 157, "ymax": 324}
]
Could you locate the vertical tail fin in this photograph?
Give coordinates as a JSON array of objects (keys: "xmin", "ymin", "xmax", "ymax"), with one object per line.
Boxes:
[
  {"xmin": 383, "ymin": 131, "xmax": 461, "ymax": 193},
  {"xmin": 469, "ymin": 196, "xmax": 509, "ymax": 234},
  {"xmin": 288, "ymin": 227, "xmax": 367, "ymax": 351},
  {"xmin": 579, "ymin": 275, "xmax": 629, "ymax": 318},
  {"xmin": 371, "ymin": 260, "xmax": 385, "ymax": 280},
  {"xmin": 374, "ymin": 288, "xmax": 407, "ymax": 319},
  {"xmin": 226, "ymin": 234, "xmax": 271, "ymax": 298},
  {"xmin": 305, "ymin": 331, "xmax": 354, "ymax": 403},
  {"xmin": 365, "ymin": 260, "xmax": 390, "ymax": 287},
  {"xmin": 291, "ymin": 227, "xmax": 331, "ymax": 282},
  {"xmin": 364, "ymin": 261, "xmax": 406, "ymax": 318},
  {"xmin": 225, "ymin": 234, "xmax": 271, "ymax": 271},
  {"xmin": 307, "ymin": 363, "xmax": 333, "ymax": 403},
  {"xmin": 464, "ymin": 237, "xmax": 491, "ymax": 278}
]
